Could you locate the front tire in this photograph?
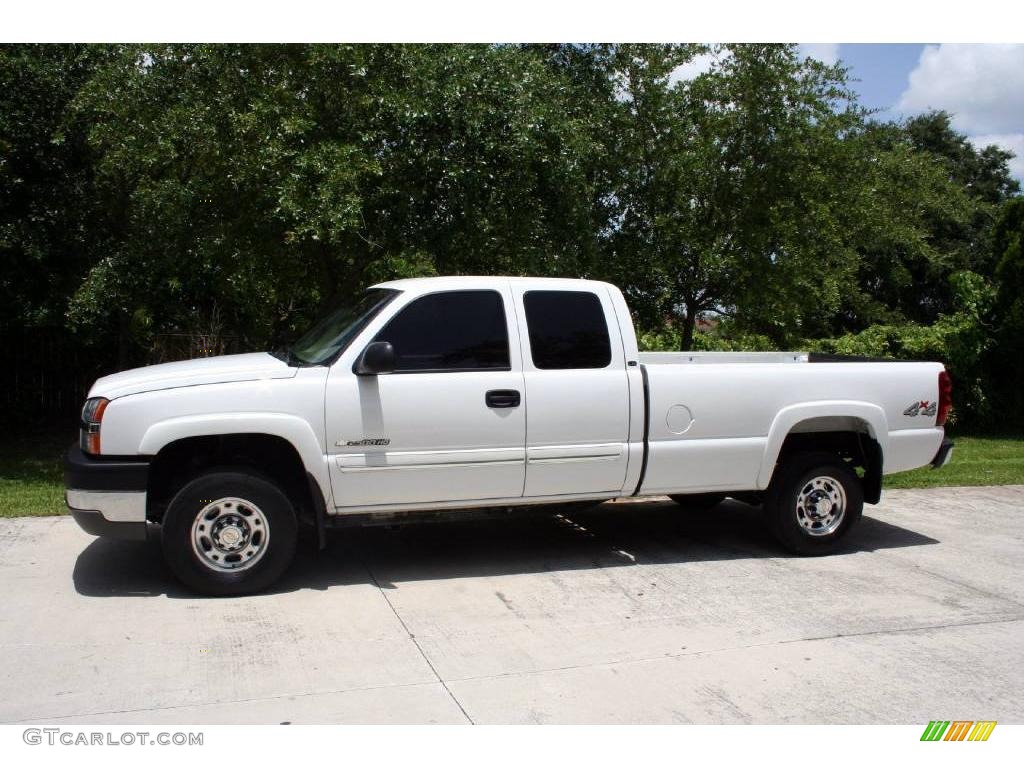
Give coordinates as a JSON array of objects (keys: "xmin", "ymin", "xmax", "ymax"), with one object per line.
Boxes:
[
  {"xmin": 765, "ymin": 453, "xmax": 863, "ymax": 556},
  {"xmin": 161, "ymin": 470, "xmax": 298, "ymax": 596}
]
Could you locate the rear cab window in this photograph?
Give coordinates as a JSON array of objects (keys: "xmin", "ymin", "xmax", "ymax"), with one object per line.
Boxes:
[{"xmin": 523, "ymin": 290, "xmax": 612, "ymax": 370}]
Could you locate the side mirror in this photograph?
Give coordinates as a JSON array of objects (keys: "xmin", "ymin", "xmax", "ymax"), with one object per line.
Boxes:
[{"xmin": 354, "ymin": 341, "xmax": 396, "ymax": 375}]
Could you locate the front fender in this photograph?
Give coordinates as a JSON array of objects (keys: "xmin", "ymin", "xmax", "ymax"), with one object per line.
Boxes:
[
  {"xmin": 138, "ymin": 413, "xmax": 331, "ymax": 507},
  {"xmin": 756, "ymin": 401, "xmax": 888, "ymax": 489}
]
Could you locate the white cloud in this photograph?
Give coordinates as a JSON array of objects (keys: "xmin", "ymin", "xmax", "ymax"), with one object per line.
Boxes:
[
  {"xmin": 668, "ymin": 48, "xmax": 731, "ymax": 86},
  {"xmin": 897, "ymin": 44, "xmax": 1024, "ymax": 135},
  {"xmin": 798, "ymin": 43, "xmax": 840, "ymax": 65},
  {"xmin": 897, "ymin": 44, "xmax": 1024, "ymax": 180},
  {"xmin": 969, "ymin": 133, "xmax": 1024, "ymax": 181}
]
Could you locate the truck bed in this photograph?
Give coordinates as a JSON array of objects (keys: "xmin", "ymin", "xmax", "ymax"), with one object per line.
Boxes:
[{"xmin": 635, "ymin": 355, "xmax": 946, "ymax": 496}]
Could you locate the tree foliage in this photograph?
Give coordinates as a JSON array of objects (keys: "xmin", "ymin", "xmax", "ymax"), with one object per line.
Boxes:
[
  {"xmin": 606, "ymin": 44, "xmax": 868, "ymax": 348},
  {"xmin": 1, "ymin": 43, "xmax": 1021, "ymax": 428},
  {"xmin": 59, "ymin": 44, "xmax": 613, "ymax": 353},
  {"xmin": 839, "ymin": 113, "xmax": 1019, "ymax": 333},
  {"xmin": 990, "ymin": 198, "xmax": 1024, "ymax": 421},
  {"xmin": 0, "ymin": 44, "xmax": 116, "ymax": 328}
]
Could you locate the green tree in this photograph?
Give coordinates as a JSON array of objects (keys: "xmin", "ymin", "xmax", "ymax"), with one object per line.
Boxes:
[
  {"xmin": 905, "ymin": 111, "xmax": 1019, "ymax": 208},
  {"xmin": 67, "ymin": 44, "xmax": 382, "ymax": 356},
  {"xmin": 990, "ymin": 198, "xmax": 1024, "ymax": 425},
  {"xmin": 360, "ymin": 44, "xmax": 611, "ymax": 279},
  {"xmin": 0, "ymin": 44, "xmax": 115, "ymax": 329},
  {"xmin": 607, "ymin": 44, "xmax": 867, "ymax": 349},
  {"xmin": 833, "ymin": 121, "xmax": 976, "ymax": 333},
  {"xmin": 64, "ymin": 44, "xmax": 612, "ymax": 357},
  {"xmin": 3, "ymin": 42, "xmax": 1020, "ymax": 430},
  {"xmin": 839, "ymin": 112, "xmax": 1020, "ymax": 335}
]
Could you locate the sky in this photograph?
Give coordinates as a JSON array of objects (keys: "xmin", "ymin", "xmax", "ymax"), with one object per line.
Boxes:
[
  {"xmin": 808, "ymin": 44, "xmax": 1024, "ymax": 181},
  {"xmin": 676, "ymin": 44, "xmax": 1024, "ymax": 181}
]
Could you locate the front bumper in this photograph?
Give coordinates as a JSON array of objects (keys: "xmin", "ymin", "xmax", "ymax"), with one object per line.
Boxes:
[
  {"xmin": 931, "ymin": 438, "xmax": 955, "ymax": 469},
  {"xmin": 64, "ymin": 445, "xmax": 151, "ymax": 540},
  {"xmin": 67, "ymin": 505, "xmax": 147, "ymax": 540}
]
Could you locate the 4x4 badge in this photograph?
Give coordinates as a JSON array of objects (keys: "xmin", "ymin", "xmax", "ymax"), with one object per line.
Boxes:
[{"xmin": 904, "ymin": 401, "xmax": 937, "ymax": 417}]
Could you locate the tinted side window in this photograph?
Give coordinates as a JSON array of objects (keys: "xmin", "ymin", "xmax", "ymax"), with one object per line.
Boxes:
[
  {"xmin": 374, "ymin": 290, "xmax": 510, "ymax": 372},
  {"xmin": 523, "ymin": 290, "xmax": 612, "ymax": 369}
]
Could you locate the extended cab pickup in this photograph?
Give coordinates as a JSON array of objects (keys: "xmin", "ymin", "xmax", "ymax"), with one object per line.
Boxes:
[{"xmin": 65, "ymin": 277, "xmax": 954, "ymax": 594}]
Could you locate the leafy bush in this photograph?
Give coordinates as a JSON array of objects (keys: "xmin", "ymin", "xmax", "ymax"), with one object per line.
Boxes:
[
  {"xmin": 809, "ymin": 271, "xmax": 995, "ymax": 427},
  {"xmin": 637, "ymin": 322, "xmax": 776, "ymax": 352}
]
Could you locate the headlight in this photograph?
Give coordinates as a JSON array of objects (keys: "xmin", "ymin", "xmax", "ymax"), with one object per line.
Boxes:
[{"xmin": 80, "ymin": 397, "xmax": 109, "ymax": 454}]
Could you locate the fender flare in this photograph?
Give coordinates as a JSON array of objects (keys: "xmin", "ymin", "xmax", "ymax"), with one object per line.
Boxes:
[
  {"xmin": 756, "ymin": 401, "xmax": 888, "ymax": 490},
  {"xmin": 138, "ymin": 413, "xmax": 332, "ymax": 509}
]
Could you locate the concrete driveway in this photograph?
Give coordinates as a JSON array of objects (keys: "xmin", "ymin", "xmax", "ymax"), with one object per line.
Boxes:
[{"xmin": 1, "ymin": 486, "xmax": 1022, "ymax": 724}]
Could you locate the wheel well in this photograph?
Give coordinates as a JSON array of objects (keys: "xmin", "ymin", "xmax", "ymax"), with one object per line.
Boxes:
[
  {"xmin": 777, "ymin": 421, "xmax": 883, "ymax": 504},
  {"xmin": 147, "ymin": 434, "xmax": 318, "ymax": 525}
]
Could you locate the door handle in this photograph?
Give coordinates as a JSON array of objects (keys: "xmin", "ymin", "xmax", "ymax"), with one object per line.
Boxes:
[{"xmin": 485, "ymin": 389, "xmax": 521, "ymax": 408}]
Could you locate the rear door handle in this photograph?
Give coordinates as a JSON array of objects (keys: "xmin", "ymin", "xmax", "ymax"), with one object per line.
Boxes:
[{"xmin": 485, "ymin": 389, "xmax": 521, "ymax": 408}]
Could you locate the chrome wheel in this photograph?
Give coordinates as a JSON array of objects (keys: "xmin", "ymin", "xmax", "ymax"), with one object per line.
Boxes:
[
  {"xmin": 190, "ymin": 497, "xmax": 270, "ymax": 572},
  {"xmin": 795, "ymin": 475, "xmax": 846, "ymax": 536}
]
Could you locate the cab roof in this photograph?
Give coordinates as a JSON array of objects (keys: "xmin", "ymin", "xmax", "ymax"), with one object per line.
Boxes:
[{"xmin": 370, "ymin": 275, "xmax": 616, "ymax": 295}]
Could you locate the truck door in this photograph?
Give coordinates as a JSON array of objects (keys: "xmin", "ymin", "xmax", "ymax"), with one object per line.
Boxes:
[
  {"xmin": 511, "ymin": 286, "xmax": 631, "ymax": 497},
  {"xmin": 325, "ymin": 287, "xmax": 526, "ymax": 508}
]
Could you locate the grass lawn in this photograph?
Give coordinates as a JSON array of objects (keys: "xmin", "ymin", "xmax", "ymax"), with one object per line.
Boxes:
[
  {"xmin": 1, "ymin": 431, "xmax": 1021, "ymax": 518},
  {"xmin": 882, "ymin": 434, "xmax": 1024, "ymax": 489},
  {"xmin": 1, "ymin": 433, "xmax": 71, "ymax": 518}
]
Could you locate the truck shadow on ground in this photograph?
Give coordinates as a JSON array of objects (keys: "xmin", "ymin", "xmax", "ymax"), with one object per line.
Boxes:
[{"xmin": 72, "ymin": 498, "xmax": 939, "ymax": 598}]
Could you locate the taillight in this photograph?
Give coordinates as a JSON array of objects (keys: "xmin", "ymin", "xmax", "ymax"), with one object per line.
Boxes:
[
  {"xmin": 936, "ymin": 370, "xmax": 952, "ymax": 427},
  {"xmin": 80, "ymin": 397, "xmax": 109, "ymax": 454}
]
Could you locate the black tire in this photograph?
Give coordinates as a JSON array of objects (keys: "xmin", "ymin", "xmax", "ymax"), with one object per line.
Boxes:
[
  {"xmin": 668, "ymin": 493, "xmax": 726, "ymax": 511},
  {"xmin": 161, "ymin": 470, "xmax": 298, "ymax": 596},
  {"xmin": 765, "ymin": 452, "xmax": 863, "ymax": 556}
]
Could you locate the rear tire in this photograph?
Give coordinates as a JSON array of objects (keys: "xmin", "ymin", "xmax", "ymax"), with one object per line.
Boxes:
[
  {"xmin": 765, "ymin": 452, "xmax": 862, "ymax": 555},
  {"xmin": 668, "ymin": 493, "xmax": 726, "ymax": 511},
  {"xmin": 161, "ymin": 470, "xmax": 298, "ymax": 596}
]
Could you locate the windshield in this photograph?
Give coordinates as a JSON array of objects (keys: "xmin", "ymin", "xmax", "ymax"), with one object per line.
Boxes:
[{"xmin": 288, "ymin": 288, "xmax": 399, "ymax": 365}]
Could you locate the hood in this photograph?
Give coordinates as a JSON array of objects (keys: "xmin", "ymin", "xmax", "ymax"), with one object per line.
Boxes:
[{"xmin": 89, "ymin": 352, "xmax": 299, "ymax": 400}]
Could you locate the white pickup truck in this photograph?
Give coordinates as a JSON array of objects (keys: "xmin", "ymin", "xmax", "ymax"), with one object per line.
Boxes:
[{"xmin": 65, "ymin": 276, "xmax": 953, "ymax": 594}]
